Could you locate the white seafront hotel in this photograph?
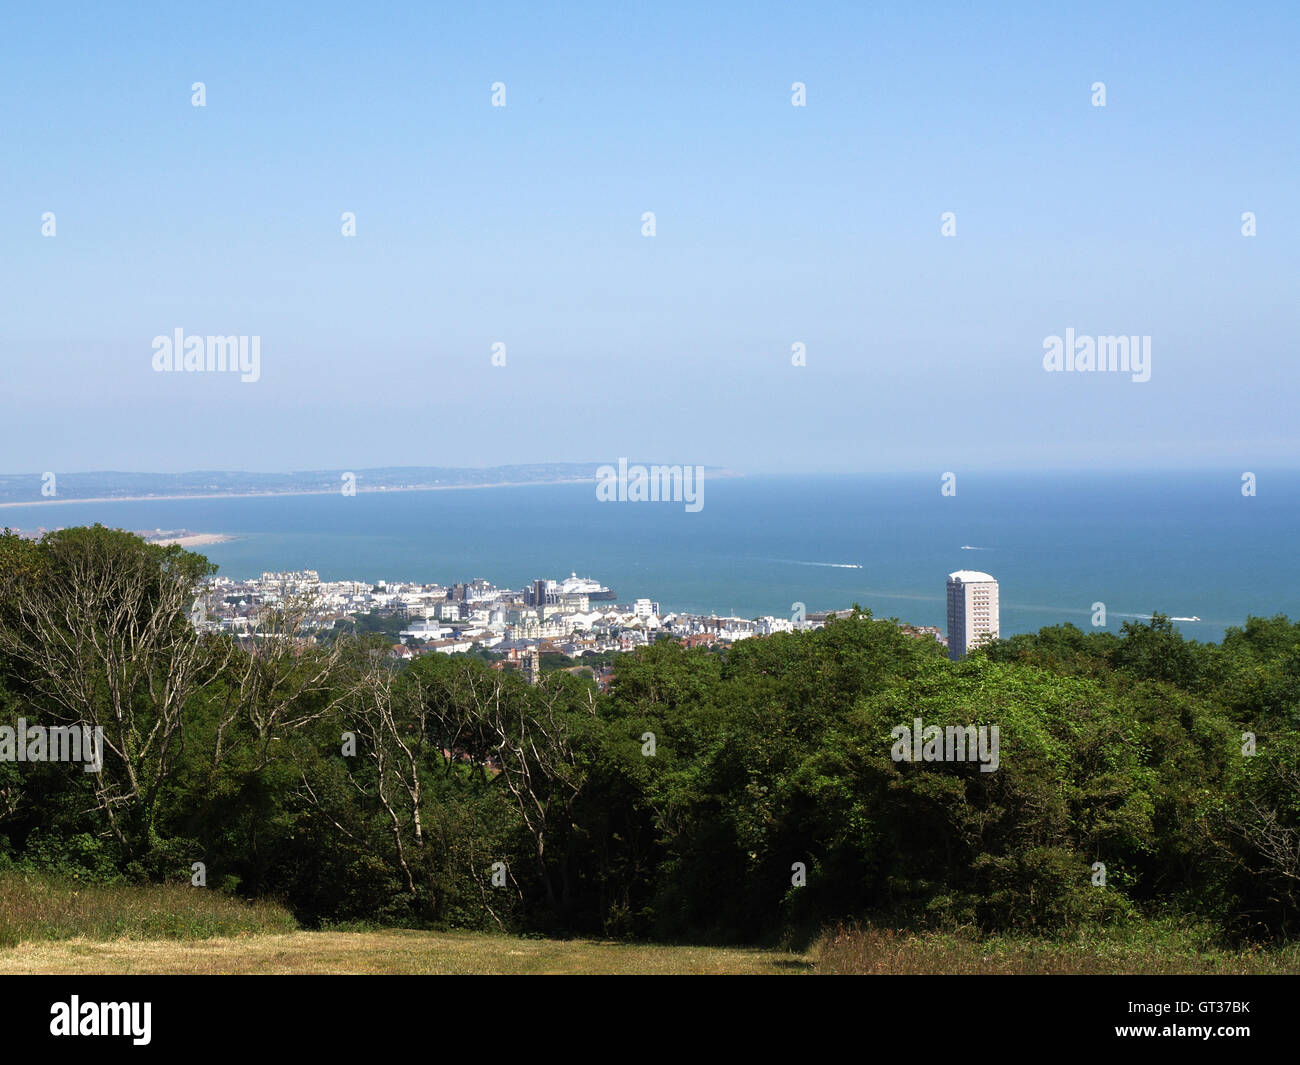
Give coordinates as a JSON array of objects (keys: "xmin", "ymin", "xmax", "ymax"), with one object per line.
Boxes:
[{"xmin": 946, "ymin": 570, "xmax": 999, "ymax": 661}]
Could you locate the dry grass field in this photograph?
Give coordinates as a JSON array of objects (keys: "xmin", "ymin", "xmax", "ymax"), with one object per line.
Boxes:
[
  {"xmin": 3, "ymin": 873, "xmax": 1298, "ymax": 975},
  {"xmin": 0, "ymin": 929, "xmax": 812, "ymax": 975},
  {"xmin": 6, "ymin": 925, "xmax": 1299, "ymax": 976}
]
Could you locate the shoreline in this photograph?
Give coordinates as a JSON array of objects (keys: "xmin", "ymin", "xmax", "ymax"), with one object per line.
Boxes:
[
  {"xmin": 150, "ymin": 533, "xmax": 235, "ymax": 548},
  {"xmin": 0, "ymin": 471, "xmax": 745, "ymax": 511},
  {"xmin": 0, "ymin": 479, "xmax": 600, "ymax": 510}
]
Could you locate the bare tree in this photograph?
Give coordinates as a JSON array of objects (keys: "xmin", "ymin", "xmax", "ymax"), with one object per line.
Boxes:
[
  {"xmin": 0, "ymin": 530, "xmax": 217, "ymax": 856},
  {"xmin": 1220, "ymin": 760, "xmax": 1300, "ymax": 924},
  {"xmin": 336, "ymin": 655, "xmax": 596, "ymax": 914},
  {"xmin": 416, "ymin": 660, "xmax": 594, "ymax": 908},
  {"xmin": 348, "ymin": 654, "xmax": 429, "ymax": 893},
  {"xmin": 0, "ymin": 531, "xmax": 358, "ymax": 861},
  {"xmin": 208, "ymin": 592, "xmax": 358, "ymax": 773}
]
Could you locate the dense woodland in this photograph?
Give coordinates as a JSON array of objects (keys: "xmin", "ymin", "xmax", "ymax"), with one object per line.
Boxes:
[{"xmin": 1, "ymin": 525, "xmax": 1297, "ymax": 945}]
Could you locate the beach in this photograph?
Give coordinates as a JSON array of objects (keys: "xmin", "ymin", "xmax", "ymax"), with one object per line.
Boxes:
[{"xmin": 149, "ymin": 533, "xmax": 234, "ymax": 548}]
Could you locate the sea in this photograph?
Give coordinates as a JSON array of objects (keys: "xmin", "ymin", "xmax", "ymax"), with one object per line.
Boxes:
[{"xmin": 3, "ymin": 471, "xmax": 1296, "ymax": 644}]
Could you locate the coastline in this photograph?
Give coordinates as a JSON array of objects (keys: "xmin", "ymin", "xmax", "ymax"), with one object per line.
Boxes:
[
  {"xmin": 150, "ymin": 534, "xmax": 235, "ymax": 548},
  {"xmin": 0, "ymin": 478, "xmax": 599, "ymax": 510},
  {"xmin": 0, "ymin": 470, "xmax": 744, "ymax": 510}
]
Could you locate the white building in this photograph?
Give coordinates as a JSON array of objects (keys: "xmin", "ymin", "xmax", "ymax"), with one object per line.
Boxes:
[
  {"xmin": 946, "ymin": 570, "xmax": 999, "ymax": 660},
  {"xmin": 400, "ymin": 620, "xmax": 453, "ymax": 641},
  {"xmin": 632, "ymin": 598, "xmax": 660, "ymax": 619}
]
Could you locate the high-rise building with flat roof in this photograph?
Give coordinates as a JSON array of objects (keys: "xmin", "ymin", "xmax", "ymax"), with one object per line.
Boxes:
[{"xmin": 947, "ymin": 570, "xmax": 999, "ymax": 660}]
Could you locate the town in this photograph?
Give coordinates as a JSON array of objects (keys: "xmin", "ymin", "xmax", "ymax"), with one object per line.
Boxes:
[{"xmin": 195, "ymin": 569, "xmax": 946, "ymax": 683}]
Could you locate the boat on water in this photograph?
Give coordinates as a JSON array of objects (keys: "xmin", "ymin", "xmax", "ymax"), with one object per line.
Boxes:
[{"xmin": 559, "ymin": 572, "xmax": 617, "ymax": 600}]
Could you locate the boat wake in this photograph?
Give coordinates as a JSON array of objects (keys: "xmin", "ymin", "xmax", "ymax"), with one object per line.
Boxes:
[
  {"xmin": 1115, "ymin": 612, "xmax": 1202, "ymax": 622},
  {"xmin": 774, "ymin": 559, "xmax": 863, "ymax": 569}
]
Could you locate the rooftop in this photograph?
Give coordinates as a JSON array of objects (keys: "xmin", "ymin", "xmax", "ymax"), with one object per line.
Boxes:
[{"xmin": 948, "ymin": 570, "xmax": 997, "ymax": 583}]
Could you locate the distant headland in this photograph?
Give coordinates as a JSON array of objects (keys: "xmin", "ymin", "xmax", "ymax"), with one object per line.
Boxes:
[{"xmin": 0, "ymin": 464, "xmax": 741, "ymax": 507}]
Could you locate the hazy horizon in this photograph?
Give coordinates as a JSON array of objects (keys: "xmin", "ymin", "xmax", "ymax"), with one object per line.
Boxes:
[
  {"xmin": 3, "ymin": 462, "xmax": 1300, "ymax": 479},
  {"xmin": 4, "ymin": 462, "xmax": 1300, "ymax": 481}
]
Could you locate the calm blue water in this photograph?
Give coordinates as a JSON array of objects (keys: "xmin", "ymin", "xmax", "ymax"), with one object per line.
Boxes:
[{"xmin": 3, "ymin": 472, "xmax": 1296, "ymax": 642}]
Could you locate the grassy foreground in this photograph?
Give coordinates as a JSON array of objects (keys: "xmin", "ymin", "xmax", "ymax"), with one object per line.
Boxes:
[
  {"xmin": 6, "ymin": 925, "xmax": 1298, "ymax": 975},
  {"xmin": 0, "ymin": 872, "xmax": 806, "ymax": 973},
  {"xmin": 0, "ymin": 929, "xmax": 811, "ymax": 975},
  {"xmin": 815, "ymin": 923, "xmax": 1300, "ymax": 975},
  {"xmin": 3, "ymin": 874, "xmax": 1299, "ymax": 974},
  {"xmin": 0, "ymin": 871, "xmax": 295, "ymax": 948}
]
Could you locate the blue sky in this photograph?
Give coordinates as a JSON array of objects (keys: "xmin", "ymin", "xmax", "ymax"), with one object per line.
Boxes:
[{"xmin": 1, "ymin": 1, "xmax": 1296, "ymax": 474}]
